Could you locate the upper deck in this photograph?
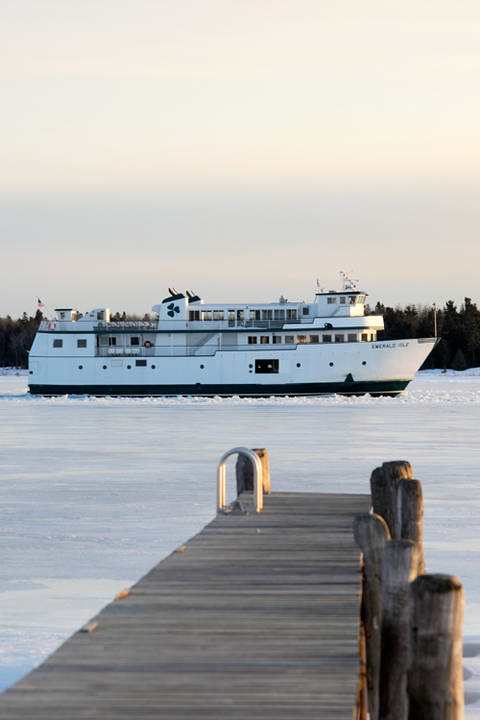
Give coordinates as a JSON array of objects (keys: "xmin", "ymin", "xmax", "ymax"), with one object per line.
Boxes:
[{"xmin": 39, "ymin": 288, "xmax": 374, "ymax": 334}]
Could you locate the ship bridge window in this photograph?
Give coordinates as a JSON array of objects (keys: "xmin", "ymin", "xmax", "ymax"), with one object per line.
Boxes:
[
  {"xmin": 108, "ymin": 337, "xmax": 117, "ymax": 346},
  {"xmin": 286, "ymin": 309, "xmax": 297, "ymax": 320},
  {"xmin": 274, "ymin": 309, "xmax": 285, "ymax": 320},
  {"xmin": 340, "ymin": 297, "xmax": 346, "ymax": 304},
  {"xmin": 53, "ymin": 338, "xmax": 63, "ymax": 348},
  {"xmin": 248, "ymin": 336, "xmax": 258, "ymax": 344},
  {"xmin": 327, "ymin": 297, "xmax": 336, "ymax": 304},
  {"xmin": 262, "ymin": 310, "xmax": 273, "ymax": 320},
  {"xmin": 255, "ymin": 359, "xmax": 279, "ymax": 374},
  {"xmin": 302, "ymin": 306, "xmax": 310, "ymax": 315},
  {"xmin": 131, "ymin": 337, "xmax": 140, "ymax": 346},
  {"xmin": 349, "ymin": 296, "xmax": 356, "ymax": 305},
  {"xmin": 97, "ymin": 311, "xmax": 104, "ymax": 321},
  {"xmin": 77, "ymin": 339, "xmax": 87, "ymax": 348}
]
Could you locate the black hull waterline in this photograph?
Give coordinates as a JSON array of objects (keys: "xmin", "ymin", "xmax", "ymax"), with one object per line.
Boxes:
[{"xmin": 28, "ymin": 379, "xmax": 410, "ymax": 397}]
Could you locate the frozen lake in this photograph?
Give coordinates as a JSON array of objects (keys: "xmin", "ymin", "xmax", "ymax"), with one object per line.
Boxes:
[{"xmin": 1, "ymin": 369, "xmax": 480, "ymax": 712}]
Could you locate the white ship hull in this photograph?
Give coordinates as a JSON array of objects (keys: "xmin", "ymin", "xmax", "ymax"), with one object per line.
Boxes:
[{"xmin": 29, "ymin": 337, "xmax": 437, "ymax": 397}]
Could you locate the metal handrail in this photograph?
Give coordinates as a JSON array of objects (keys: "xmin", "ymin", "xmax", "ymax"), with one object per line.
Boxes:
[{"xmin": 217, "ymin": 447, "xmax": 263, "ymax": 513}]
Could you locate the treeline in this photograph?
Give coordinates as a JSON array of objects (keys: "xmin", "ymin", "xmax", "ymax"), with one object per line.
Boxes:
[
  {"xmin": 370, "ymin": 298, "xmax": 480, "ymax": 370},
  {"xmin": 1, "ymin": 300, "xmax": 480, "ymax": 370}
]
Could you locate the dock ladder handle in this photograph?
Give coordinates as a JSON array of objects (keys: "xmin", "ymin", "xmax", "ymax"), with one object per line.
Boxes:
[{"xmin": 217, "ymin": 447, "xmax": 263, "ymax": 513}]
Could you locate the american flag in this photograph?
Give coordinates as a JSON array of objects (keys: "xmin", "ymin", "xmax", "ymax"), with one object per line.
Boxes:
[{"xmin": 37, "ymin": 298, "xmax": 44, "ymax": 308}]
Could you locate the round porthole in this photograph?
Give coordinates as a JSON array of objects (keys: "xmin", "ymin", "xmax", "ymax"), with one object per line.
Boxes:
[
  {"xmin": 151, "ymin": 364, "xmax": 156, "ymax": 369},
  {"xmin": 102, "ymin": 365, "xmax": 107, "ymax": 370},
  {"xmin": 78, "ymin": 365, "xmax": 83, "ymax": 370},
  {"xmin": 329, "ymin": 362, "xmax": 334, "ymax": 367},
  {"xmin": 296, "ymin": 363, "xmax": 301, "ymax": 368},
  {"xmin": 249, "ymin": 363, "xmax": 253, "ymax": 369},
  {"xmin": 29, "ymin": 370, "xmax": 33, "ymax": 375},
  {"xmin": 127, "ymin": 365, "xmax": 131, "ymax": 369},
  {"xmin": 362, "ymin": 361, "xmax": 367, "ymax": 366},
  {"xmin": 200, "ymin": 364, "xmax": 205, "ymax": 369}
]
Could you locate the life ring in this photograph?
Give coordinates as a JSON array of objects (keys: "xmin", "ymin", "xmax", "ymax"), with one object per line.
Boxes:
[{"xmin": 144, "ymin": 340, "xmax": 153, "ymax": 348}]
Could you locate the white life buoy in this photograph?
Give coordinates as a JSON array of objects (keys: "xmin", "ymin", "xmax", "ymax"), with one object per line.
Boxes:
[{"xmin": 144, "ymin": 340, "xmax": 153, "ymax": 348}]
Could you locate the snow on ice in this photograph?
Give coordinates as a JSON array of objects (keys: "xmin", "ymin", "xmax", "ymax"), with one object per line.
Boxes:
[{"xmin": 1, "ymin": 369, "xmax": 480, "ymax": 714}]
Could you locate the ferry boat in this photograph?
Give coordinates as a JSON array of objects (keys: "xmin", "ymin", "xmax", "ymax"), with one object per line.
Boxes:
[{"xmin": 28, "ymin": 278, "xmax": 437, "ymax": 397}]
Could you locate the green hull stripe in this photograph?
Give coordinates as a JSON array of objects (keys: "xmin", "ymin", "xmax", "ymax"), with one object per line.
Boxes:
[{"xmin": 29, "ymin": 380, "xmax": 410, "ymax": 397}]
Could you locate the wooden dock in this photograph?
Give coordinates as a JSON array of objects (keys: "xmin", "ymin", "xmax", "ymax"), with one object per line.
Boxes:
[{"xmin": 0, "ymin": 491, "xmax": 370, "ymax": 719}]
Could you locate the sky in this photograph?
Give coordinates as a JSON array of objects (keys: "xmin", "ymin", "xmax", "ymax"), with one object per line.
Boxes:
[{"xmin": 1, "ymin": 0, "xmax": 480, "ymax": 317}]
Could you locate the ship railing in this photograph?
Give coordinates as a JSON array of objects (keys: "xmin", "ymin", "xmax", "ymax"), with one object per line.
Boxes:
[
  {"xmin": 95, "ymin": 347, "xmax": 218, "ymax": 358},
  {"xmin": 96, "ymin": 321, "xmax": 157, "ymax": 332}
]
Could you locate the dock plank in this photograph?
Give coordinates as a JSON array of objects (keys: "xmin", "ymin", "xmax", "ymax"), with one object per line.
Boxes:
[{"xmin": 0, "ymin": 492, "xmax": 369, "ymax": 719}]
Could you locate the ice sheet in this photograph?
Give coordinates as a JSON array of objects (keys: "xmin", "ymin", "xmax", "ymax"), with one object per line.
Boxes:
[{"xmin": 0, "ymin": 369, "xmax": 479, "ymax": 713}]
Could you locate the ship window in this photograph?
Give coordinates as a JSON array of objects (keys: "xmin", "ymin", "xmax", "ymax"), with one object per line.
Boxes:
[
  {"xmin": 189, "ymin": 310, "xmax": 200, "ymax": 321},
  {"xmin": 309, "ymin": 335, "xmax": 319, "ymax": 344},
  {"xmin": 97, "ymin": 311, "xmax": 104, "ymax": 320},
  {"xmin": 213, "ymin": 311, "xmax": 224, "ymax": 321},
  {"xmin": 361, "ymin": 333, "xmax": 368, "ymax": 342},
  {"xmin": 349, "ymin": 296, "xmax": 356, "ymax": 304},
  {"xmin": 335, "ymin": 334, "xmax": 345, "ymax": 343},
  {"xmin": 286, "ymin": 309, "xmax": 297, "ymax": 319},
  {"xmin": 302, "ymin": 306, "xmax": 310, "ymax": 315},
  {"xmin": 131, "ymin": 337, "xmax": 140, "ymax": 346},
  {"xmin": 371, "ymin": 333, "xmax": 376, "ymax": 341},
  {"xmin": 108, "ymin": 337, "xmax": 117, "ymax": 346},
  {"xmin": 262, "ymin": 310, "xmax": 273, "ymax": 320},
  {"xmin": 248, "ymin": 336, "xmax": 258, "ymax": 344},
  {"xmin": 135, "ymin": 359, "xmax": 147, "ymax": 367},
  {"xmin": 340, "ymin": 297, "xmax": 346, "ymax": 304},
  {"xmin": 327, "ymin": 297, "xmax": 336, "ymax": 304},
  {"xmin": 285, "ymin": 335, "xmax": 294, "ymax": 344},
  {"xmin": 274, "ymin": 309, "xmax": 285, "ymax": 320},
  {"xmin": 348, "ymin": 334, "xmax": 357, "ymax": 342},
  {"xmin": 322, "ymin": 335, "xmax": 332, "ymax": 343},
  {"xmin": 53, "ymin": 338, "xmax": 63, "ymax": 348},
  {"xmin": 77, "ymin": 339, "xmax": 87, "ymax": 348},
  {"xmin": 297, "ymin": 335, "xmax": 307, "ymax": 344},
  {"xmin": 272, "ymin": 336, "xmax": 282, "ymax": 344},
  {"xmin": 202, "ymin": 311, "xmax": 212, "ymax": 321},
  {"xmin": 260, "ymin": 336, "xmax": 269, "ymax": 344},
  {"xmin": 255, "ymin": 359, "xmax": 279, "ymax": 374}
]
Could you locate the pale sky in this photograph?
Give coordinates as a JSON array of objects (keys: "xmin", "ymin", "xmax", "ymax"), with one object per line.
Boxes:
[{"xmin": 1, "ymin": 0, "xmax": 479, "ymax": 316}]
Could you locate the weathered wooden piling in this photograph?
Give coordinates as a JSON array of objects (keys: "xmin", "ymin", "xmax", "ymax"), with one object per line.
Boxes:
[
  {"xmin": 398, "ymin": 478, "xmax": 425, "ymax": 574},
  {"xmin": 370, "ymin": 461, "xmax": 413, "ymax": 538},
  {"xmin": 379, "ymin": 539, "xmax": 419, "ymax": 720},
  {"xmin": 408, "ymin": 574, "xmax": 464, "ymax": 720},
  {"xmin": 236, "ymin": 447, "xmax": 271, "ymax": 495},
  {"xmin": 353, "ymin": 513, "xmax": 390, "ymax": 720}
]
